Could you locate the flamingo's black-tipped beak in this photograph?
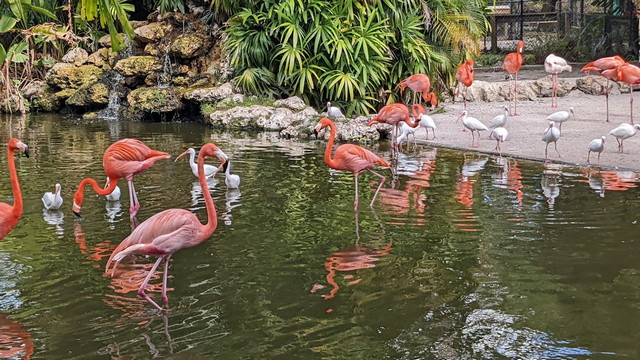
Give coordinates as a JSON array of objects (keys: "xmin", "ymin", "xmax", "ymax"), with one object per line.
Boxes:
[
  {"xmin": 23, "ymin": 146, "xmax": 29, "ymax": 158},
  {"xmin": 73, "ymin": 211, "xmax": 82, "ymax": 218},
  {"xmin": 222, "ymin": 161, "xmax": 229, "ymax": 173},
  {"xmin": 313, "ymin": 129, "xmax": 319, "ymax": 139}
]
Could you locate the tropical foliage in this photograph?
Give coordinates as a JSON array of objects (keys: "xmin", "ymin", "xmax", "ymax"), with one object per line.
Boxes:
[{"xmin": 219, "ymin": 0, "xmax": 490, "ymax": 115}]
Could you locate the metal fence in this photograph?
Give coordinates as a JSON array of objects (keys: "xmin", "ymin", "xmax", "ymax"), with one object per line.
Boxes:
[{"xmin": 483, "ymin": 0, "xmax": 639, "ymax": 60}]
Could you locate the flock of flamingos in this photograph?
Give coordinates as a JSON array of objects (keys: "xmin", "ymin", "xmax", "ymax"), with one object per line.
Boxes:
[{"xmin": 1, "ymin": 41, "xmax": 639, "ymax": 311}]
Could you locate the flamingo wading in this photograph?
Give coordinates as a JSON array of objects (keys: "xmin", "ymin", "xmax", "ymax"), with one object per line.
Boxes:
[
  {"xmin": 315, "ymin": 117, "xmax": 391, "ymax": 209},
  {"xmin": 0, "ymin": 138, "xmax": 29, "ymax": 240},
  {"xmin": 105, "ymin": 143, "xmax": 228, "ymax": 311},
  {"xmin": 72, "ymin": 138, "xmax": 170, "ymax": 218}
]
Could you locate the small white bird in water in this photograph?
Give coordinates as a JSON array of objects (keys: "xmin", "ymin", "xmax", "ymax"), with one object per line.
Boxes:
[
  {"xmin": 490, "ymin": 127, "xmax": 509, "ymax": 157},
  {"xmin": 542, "ymin": 121, "xmax": 561, "ymax": 161},
  {"xmin": 546, "ymin": 107, "xmax": 575, "ymax": 132},
  {"xmin": 607, "ymin": 123, "xmax": 640, "ymax": 152},
  {"xmin": 587, "ymin": 136, "xmax": 605, "ymax": 165},
  {"xmin": 180, "ymin": 147, "xmax": 221, "ymax": 178},
  {"xmin": 42, "ymin": 183, "xmax": 63, "ymax": 210},
  {"xmin": 224, "ymin": 160, "xmax": 240, "ymax": 189},
  {"xmin": 326, "ymin": 102, "xmax": 345, "ymax": 119},
  {"xmin": 104, "ymin": 177, "xmax": 121, "ymax": 201},
  {"xmin": 456, "ymin": 110, "xmax": 488, "ymax": 147}
]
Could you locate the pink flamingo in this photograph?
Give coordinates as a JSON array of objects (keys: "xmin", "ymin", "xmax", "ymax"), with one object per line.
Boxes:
[
  {"xmin": 73, "ymin": 138, "xmax": 170, "ymax": 218},
  {"xmin": 503, "ymin": 40, "xmax": 524, "ymax": 115},
  {"xmin": 397, "ymin": 74, "xmax": 433, "ymax": 106},
  {"xmin": 105, "ymin": 143, "xmax": 228, "ymax": 311},
  {"xmin": 581, "ymin": 55, "xmax": 625, "ymax": 122},
  {"xmin": 455, "ymin": 59, "xmax": 474, "ymax": 108},
  {"xmin": 314, "ymin": 117, "xmax": 391, "ymax": 209},
  {"xmin": 616, "ymin": 62, "xmax": 640, "ymax": 124},
  {"xmin": 0, "ymin": 138, "xmax": 29, "ymax": 240},
  {"xmin": 544, "ymin": 54, "xmax": 572, "ymax": 109},
  {"xmin": 368, "ymin": 103, "xmax": 417, "ymax": 150}
]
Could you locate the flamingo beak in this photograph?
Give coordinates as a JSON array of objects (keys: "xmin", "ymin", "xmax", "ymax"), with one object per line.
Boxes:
[
  {"xmin": 175, "ymin": 149, "xmax": 190, "ymax": 162},
  {"xmin": 73, "ymin": 201, "xmax": 82, "ymax": 218},
  {"xmin": 313, "ymin": 129, "xmax": 319, "ymax": 139}
]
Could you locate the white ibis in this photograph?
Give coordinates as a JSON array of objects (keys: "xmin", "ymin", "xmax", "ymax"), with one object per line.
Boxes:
[
  {"xmin": 104, "ymin": 177, "xmax": 121, "ymax": 201},
  {"xmin": 490, "ymin": 127, "xmax": 509, "ymax": 157},
  {"xmin": 224, "ymin": 160, "xmax": 240, "ymax": 189},
  {"xmin": 42, "ymin": 183, "xmax": 63, "ymax": 210},
  {"xmin": 179, "ymin": 147, "xmax": 222, "ymax": 179},
  {"xmin": 542, "ymin": 121, "xmax": 561, "ymax": 161},
  {"xmin": 608, "ymin": 123, "xmax": 640, "ymax": 152},
  {"xmin": 457, "ymin": 110, "xmax": 488, "ymax": 147},
  {"xmin": 546, "ymin": 107, "xmax": 575, "ymax": 133},
  {"xmin": 587, "ymin": 136, "xmax": 605, "ymax": 164},
  {"xmin": 326, "ymin": 102, "xmax": 345, "ymax": 119}
]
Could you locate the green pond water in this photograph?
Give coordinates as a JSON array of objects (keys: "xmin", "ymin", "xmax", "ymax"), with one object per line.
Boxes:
[{"xmin": 0, "ymin": 114, "xmax": 639, "ymax": 359}]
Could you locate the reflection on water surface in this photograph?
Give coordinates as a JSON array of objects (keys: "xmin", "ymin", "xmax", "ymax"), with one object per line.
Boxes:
[{"xmin": 0, "ymin": 114, "xmax": 638, "ymax": 358}]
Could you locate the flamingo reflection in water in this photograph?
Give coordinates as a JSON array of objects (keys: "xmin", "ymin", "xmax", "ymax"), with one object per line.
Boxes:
[
  {"xmin": 454, "ymin": 155, "xmax": 488, "ymax": 231},
  {"xmin": 579, "ymin": 169, "xmax": 639, "ymax": 197},
  {"xmin": 0, "ymin": 313, "xmax": 34, "ymax": 360},
  {"xmin": 492, "ymin": 157, "xmax": 525, "ymax": 212}
]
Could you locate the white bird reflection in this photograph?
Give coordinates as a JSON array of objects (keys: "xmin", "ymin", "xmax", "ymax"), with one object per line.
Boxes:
[
  {"xmin": 587, "ymin": 171, "xmax": 605, "ymax": 198},
  {"xmin": 42, "ymin": 209, "xmax": 64, "ymax": 237},
  {"xmin": 190, "ymin": 178, "xmax": 219, "ymax": 209},
  {"xmin": 105, "ymin": 200, "xmax": 124, "ymax": 229},
  {"xmin": 541, "ymin": 164, "xmax": 562, "ymax": 209},
  {"xmin": 223, "ymin": 188, "xmax": 242, "ymax": 226}
]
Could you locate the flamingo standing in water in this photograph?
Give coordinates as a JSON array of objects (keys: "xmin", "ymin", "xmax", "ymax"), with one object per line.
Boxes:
[
  {"xmin": 456, "ymin": 110, "xmax": 488, "ymax": 147},
  {"xmin": 455, "ymin": 59, "xmax": 474, "ymax": 108},
  {"xmin": 368, "ymin": 103, "xmax": 417, "ymax": 151},
  {"xmin": 542, "ymin": 121, "xmax": 561, "ymax": 161},
  {"xmin": 105, "ymin": 142, "xmax": 228, "ymax": 311},
  {"xmin": 544, "ymin": 54, "xmax": 572, "ymax": 109},
  {"xmin": 72, "ymin": 138, "xmax": 170, "ymax": 218},
  {"xmin": 581, "ymin": 55, "xmax": 625, "ymax": 122},
  {"xmin": 0, "ymin": 138, "xmax": 29, "ymax": 240},
  {"xmin": 397, "ymin": 74, "xmax": 436, "ymax": 107},
  {"xmin": 315, "ymin": 117, "xmax": 391, "ymax": 209},
  {"xmin": 616, "ymin": 62, "xmax": 640, "ymax": 124},
  {"xmin": 503, "ymin": 40, "xmax": 524, "ymax": 116}
]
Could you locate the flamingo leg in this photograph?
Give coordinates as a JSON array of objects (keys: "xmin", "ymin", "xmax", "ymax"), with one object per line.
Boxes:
[
  {"xmin": 128, "ymin": 178, "xmax": 140, "ymax": 217},
  {"xmin": 138, "ymin": 256, "xmax": 165, "ymax": 311},
  {"xmin": 368, "ymin": 169, "xmax": 386, "ymax": 208},
  {"xmin": 161, "ymin": 255, "xmax": 172, "ymax": 307},
  {"xmin": 514, "ymin": 72, "xmax": 519, "ymax": 116},
  {"xmin": 605, "ymin": 79, "xmax": 610, "ymax": 122},
  {"xmin": 464, "ymin": 86, "xmax": 468, "ymax": 109},
  {"xmin": 354, "ymin": 174, "xmax": 359, "ymax": 209},
  {"xmin": 630, "ymin": 87, "xmax": 634, "ymax": 125}
]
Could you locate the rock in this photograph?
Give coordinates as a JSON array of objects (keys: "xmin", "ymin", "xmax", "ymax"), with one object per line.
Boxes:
[
  {"xmin": 221, "ymin": 93, "xmax": 245, "ymax": 103},
  {"xmin": 130, "ymin": 20, "xmax": 149, "ymax": 29},
  {"xmin": 273, "ymin": 96, "xmax": 307, "ymax": 111},
  {"xmin": 114, "ymin": 56, "xmax": 162, "ymax": 77},
  {"xmin": 98, "ymin": 33, "xmax": 127, "ymax": 48},
  {"xmin": 134, "ymin": 22, "xmax": 166, "ymax": 43},
  {"xmin": 534, "ymin": 75, "xmax": 576, "ymax": 98},
  {"xmin": 576, "ymin": 76, "xmax": 609, "ymax": 95},
  {"xmin": 170, "ymin": 34, "xmax": 210, "ymax": 59},
  {"xmin": 62, "ymin": 48, "xmax": 89, "ymax": 66},
  {"xmin": 317, "ymin": 115, "xmax": 380, "ymax": 142},
  {"xmin": 87, "ymin": 48, "xmax": 117, "ymax": 69},
  {"xmin": 126, "ymin": 87, "xmax": 183, "ymax": 113},
  {"xmin": 45, "ymin": 63, "xmax": 103, "ymax": 89},
  {"xmin": 184, "ymin": 82, "xmax": 234, "ymax": 102},
  {"xmin": 22, "ymin": 80, "xmax": 46, "ymax": 98},
  {"xmin": 209, "ymin": 105, "xmax": 275, "ymax": 129},
  {"xmin": 257, "ymin": 108, "xmax": 295, "ymax": 130},
  {"xmin": 66, "ymin": 82, "xmax": 110, "ymax": 107}
]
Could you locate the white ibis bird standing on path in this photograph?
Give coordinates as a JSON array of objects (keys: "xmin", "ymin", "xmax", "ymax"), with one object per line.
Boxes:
[
  {"xmin": 608, "ymin": 123, "xmax": 640, "ymax": 152},
  {"xmin": 456, "ymin": 110, "xmax": 488, "ymax": 147},
  {"xmin": 542, "ymin": 121, "xmax": 561, "ymax": 161},
  {"xmin": 587, "ymin": 136, "xmax": 605, "ymax": 165},
  {"xmin": 490, "ymin": 127, "xmax": 509, "ymax": 157},
  {"xmin": 546, "ymin": 108, "xmax": 575, "ymax": 133}
]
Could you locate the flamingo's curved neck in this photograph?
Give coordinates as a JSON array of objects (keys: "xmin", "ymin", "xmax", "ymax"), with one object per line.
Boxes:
[
  {"xmin": 7, "ymin": 147, "xmax": 22, "ymax": 217},
  {"xmin": 198, "ymin": 153, "xmax": 218, "ymax": 237},
  {"xmin": 323, "ymin": 122, "xmax": 338, "ymax": 168},
  {"xmin": 80, "ymin": 177, "xmax": 119, "ymax": 196}
]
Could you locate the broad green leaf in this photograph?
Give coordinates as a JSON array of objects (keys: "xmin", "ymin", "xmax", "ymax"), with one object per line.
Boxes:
[{"xmin": 0, "ymin": 14, "xmax": 18, "ymax": 33}]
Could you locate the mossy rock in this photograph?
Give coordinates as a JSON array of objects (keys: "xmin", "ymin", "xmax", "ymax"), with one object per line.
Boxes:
[
  {"xmin": 114, "ymin": 56, "xmax": 163, "ymax": 77},
  {"xmin": 66, "ymin": 82, "xmax": 110, "ymax": 108},
  {"xmin": 31, "ymin": 87, "xmax": 61, "ymax": 112},
  {"xmin": 170, "ymin": 34, "xmax": 210, "ymax": 59},
  {"xmin": 54, "ymin": 88, "xmax": 77, "ymax": 100},
  {"xmin": 45, "ymin": 63, "xmax": 104, "ymax": 90},
  {"xmin": 127, "ymin": 87, "xmax": 183, "ymax": 113},
  {"xmin": 87, "ymin": 48, "xmax": 118, "ymax": 69}
]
